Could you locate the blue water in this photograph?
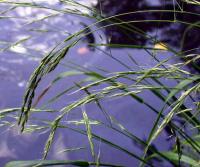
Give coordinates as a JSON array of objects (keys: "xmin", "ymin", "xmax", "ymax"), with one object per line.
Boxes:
[{"xmin": 0, "ymin": 1, "xmax": 175, "ymax": 166}]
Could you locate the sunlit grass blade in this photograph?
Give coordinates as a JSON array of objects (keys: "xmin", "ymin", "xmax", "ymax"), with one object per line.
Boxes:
[{"xmin": 148, "ymin": 83, "xmax": 200, "ymax": 151}]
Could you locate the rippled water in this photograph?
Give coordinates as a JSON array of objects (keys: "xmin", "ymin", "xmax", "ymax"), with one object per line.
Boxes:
[{"xmin": 0, "ymin": 1, "xmax": 175, "ymax": 166}]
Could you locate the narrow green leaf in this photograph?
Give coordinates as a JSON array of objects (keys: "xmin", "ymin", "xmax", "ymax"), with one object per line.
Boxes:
[
  {"xmin": 147, "ymin": 152, "xmax": 199, "ymax": 166},
  {"xmin": 5, "ymin": 160, "xmax": 122, "ymax": 167}
]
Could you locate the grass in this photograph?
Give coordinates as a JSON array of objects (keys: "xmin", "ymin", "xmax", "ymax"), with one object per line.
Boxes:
[{"xmin": 0, "ymin": 0, "xmax": 200, "ymax": 166}]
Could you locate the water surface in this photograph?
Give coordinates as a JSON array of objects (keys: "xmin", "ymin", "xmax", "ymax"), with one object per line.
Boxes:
[{"xmin": 0, "ymin": 1, "xmax": 189, "ymax": 166}]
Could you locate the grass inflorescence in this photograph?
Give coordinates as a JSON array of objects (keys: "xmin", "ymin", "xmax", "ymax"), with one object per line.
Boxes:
[{"xmin": 0, "ymin": 0, "xmax": 200, "ymax": 166}]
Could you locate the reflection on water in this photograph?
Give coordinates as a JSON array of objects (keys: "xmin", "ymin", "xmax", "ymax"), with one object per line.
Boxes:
[
  {"xmin": 95, "ymin": 0, "xmax": 200, "ymax": 65},
  {"xmin": 0, "ymin": 0, "xmax": 113, "ymax": 166},
  {"xmin": 0, "ymin": 0, "xmax": 100, "ymax": 86},
  {"xmin": 0, "ymin": 1, "xmax": 92, "ymax": 165},
  {"xmin": 0, "ymin": 0, "xmax": 193, "ymax": 166}
]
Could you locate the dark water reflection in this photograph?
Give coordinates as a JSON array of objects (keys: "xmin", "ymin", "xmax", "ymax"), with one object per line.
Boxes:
[
  {"xmin": 95, "ymin": 0, "xmax": 200, "ymax": 70},
  {"xmin": 0, "ymin": 0, "xmax": 196, "ymax": 166},
  {"xmin": 96, "ymin": 0, "xmax": 200, "ymax": 49}
]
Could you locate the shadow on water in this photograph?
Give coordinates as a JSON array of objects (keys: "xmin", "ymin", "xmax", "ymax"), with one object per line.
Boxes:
[{"xmin": 94, "ymin": 0, "xmax": 200, "ymax": 70}]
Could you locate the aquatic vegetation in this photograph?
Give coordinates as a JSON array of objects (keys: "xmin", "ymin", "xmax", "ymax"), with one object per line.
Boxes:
[{"xmin": 0, "ymin": 0, "xmax": 200, "ymax": 166}]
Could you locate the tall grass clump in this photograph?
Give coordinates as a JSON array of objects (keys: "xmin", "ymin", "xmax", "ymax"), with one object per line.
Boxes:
[{"xmin": 0, "ymin": 0, "xmax": 200, "ymax": 166}]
